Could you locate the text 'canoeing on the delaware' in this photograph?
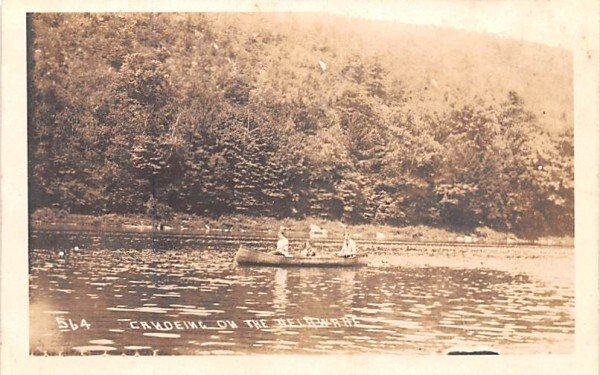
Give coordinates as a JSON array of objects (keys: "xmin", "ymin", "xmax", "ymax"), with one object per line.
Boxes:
[{"xmin": 129, "ymin": 317, "xmax": 360, "ymax": 331}]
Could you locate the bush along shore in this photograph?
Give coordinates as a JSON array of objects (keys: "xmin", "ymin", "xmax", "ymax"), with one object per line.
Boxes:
[{"xmin": 30, "ymin": 208, "xmax": 573, "ymax": 247}]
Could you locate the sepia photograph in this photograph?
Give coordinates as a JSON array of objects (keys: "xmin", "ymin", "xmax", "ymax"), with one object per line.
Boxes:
[
  {"xmin": 24, "ymin": 10, "xmax": 580, "ymax": 356},
  {"xmin": 2, "ymin": 1, "xmax": 598, "ymax": 373},
  {"xmin": 24, "ymin": 10, "xmax": 578, "ymax": 357},
  {"xmin": 0, "ymin": 0, "xmax": 600, "ymax": 375}
]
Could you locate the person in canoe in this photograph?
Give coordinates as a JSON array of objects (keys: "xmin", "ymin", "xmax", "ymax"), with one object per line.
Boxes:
[
  {"xmin": 301, "ymin": 240, "xmax": 316, "ymax": 257},
  {"xmin": 337, "ymin": 232, "xmax": 357, "ymax": 257},
  {"xmin": 271, "ymin": 228, "xmax": 291, "ymax": 257}
]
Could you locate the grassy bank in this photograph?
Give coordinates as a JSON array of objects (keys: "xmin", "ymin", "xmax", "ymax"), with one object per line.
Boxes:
[{"xmin": 30, "ymin": 208, "xmax": 573, "ymax": 246}]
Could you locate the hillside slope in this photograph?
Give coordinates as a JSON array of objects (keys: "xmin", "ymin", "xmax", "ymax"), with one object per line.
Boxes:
[
  {"xmin": 27, "ymin": 13, "xmax": 573, "ymax": 237},
  {"xmin": 209, "ymin": 13, "xmax": 572, "ymax": 134}
]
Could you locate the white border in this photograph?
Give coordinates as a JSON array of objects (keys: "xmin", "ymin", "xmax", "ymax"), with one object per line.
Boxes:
[{"xmin": 2, "ymin": 1, "xmax": 598, "ymax": 374}]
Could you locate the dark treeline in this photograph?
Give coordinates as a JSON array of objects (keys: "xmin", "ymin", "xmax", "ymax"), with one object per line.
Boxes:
[{"xmin": 27, "ymin": 13, "xmax": 573, "ymax": 238}]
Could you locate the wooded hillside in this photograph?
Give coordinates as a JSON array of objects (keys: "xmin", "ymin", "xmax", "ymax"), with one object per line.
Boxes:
[{"xmin": 27, "ymin": 13, "xmax": 574, "ymax": 238}]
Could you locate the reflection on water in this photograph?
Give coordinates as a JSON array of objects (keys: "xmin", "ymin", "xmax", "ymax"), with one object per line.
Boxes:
[
  {"xmin": 273, "ymin": 268, "xmax": 288, "ymax": 314},
  {"xmin": 29, "ymin": 245, "xmax": 573, "ymax": 355}
]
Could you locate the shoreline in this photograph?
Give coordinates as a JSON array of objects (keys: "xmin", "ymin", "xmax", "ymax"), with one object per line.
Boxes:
[{"xmin": 30, "ymin": 209, "xmax": 574, "ymax": 247}]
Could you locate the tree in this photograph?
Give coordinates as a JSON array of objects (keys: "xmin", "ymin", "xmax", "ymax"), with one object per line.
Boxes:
[
  {"xmin": 107, "ymin": 50, "xmax": 183, "ymax": 217},
  {"xmin": 27, "ymin": 13, "xmax": 573, "ymax": 238}
]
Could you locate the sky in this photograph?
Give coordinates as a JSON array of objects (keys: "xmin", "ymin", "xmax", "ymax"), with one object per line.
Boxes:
[
  {"xmin": 20, "ymin": 0, "xmax": 588, "ymax": 51},
  {"xmin": 248, "ymin": 0, "xmax": 581, "ymax": 51}
]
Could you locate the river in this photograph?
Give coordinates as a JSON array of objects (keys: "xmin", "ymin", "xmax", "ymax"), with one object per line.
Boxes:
[{"xmin": 29, "ymin": 231, "xmax": 574, "ymax": 355}]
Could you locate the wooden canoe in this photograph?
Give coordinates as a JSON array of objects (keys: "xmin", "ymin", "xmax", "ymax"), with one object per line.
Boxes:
[{"xmin": 234, "ymin": 246, "xmax": 368, "ymax": 267}]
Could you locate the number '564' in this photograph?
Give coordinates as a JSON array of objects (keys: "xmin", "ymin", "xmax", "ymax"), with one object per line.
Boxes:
[{"xmin": 56, "ymin": 317, "xmax": 91, "ymax": 331}]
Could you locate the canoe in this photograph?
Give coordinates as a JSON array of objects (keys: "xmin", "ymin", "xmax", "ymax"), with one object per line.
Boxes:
[{"xmin": 234, "ymin": 246, "xmax": 368, "ymax": 267}]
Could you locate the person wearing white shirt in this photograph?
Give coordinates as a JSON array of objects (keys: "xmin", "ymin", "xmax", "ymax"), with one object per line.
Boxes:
[
  {"xmin": 337, "ymin": 232, "xmax": 357, "ymax": 257},
  {"xmin": 272, "ymin": 230, "xmax": 290, "ymax": 257}
]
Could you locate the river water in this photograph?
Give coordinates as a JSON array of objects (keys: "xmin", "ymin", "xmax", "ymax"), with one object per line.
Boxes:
[{"xmin": 29, "ymin": 233, "xmax": 574, "ymax": 355}]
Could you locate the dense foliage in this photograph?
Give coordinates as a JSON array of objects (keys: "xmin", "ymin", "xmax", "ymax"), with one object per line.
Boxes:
[{"xmin": 27, "ymin": 13, "xmax": 574, "ymax": 237}]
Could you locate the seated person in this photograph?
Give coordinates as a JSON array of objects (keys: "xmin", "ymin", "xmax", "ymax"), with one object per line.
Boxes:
[
  {"xmin": 301, "ymin": 240, "xmax": 316, "ymax": 257},
  {"xmin": 337, "ymin": 233, "xmax": 357, "ymax": 257},
  {"xmin": 271, "ymin": 230, "xmax": 291, "ymax": 257}
]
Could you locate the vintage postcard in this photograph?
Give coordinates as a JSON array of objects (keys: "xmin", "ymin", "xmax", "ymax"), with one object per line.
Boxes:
[{"xmin": 2, "ymin": 0, "xmax": 599, "ymax": 374}]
